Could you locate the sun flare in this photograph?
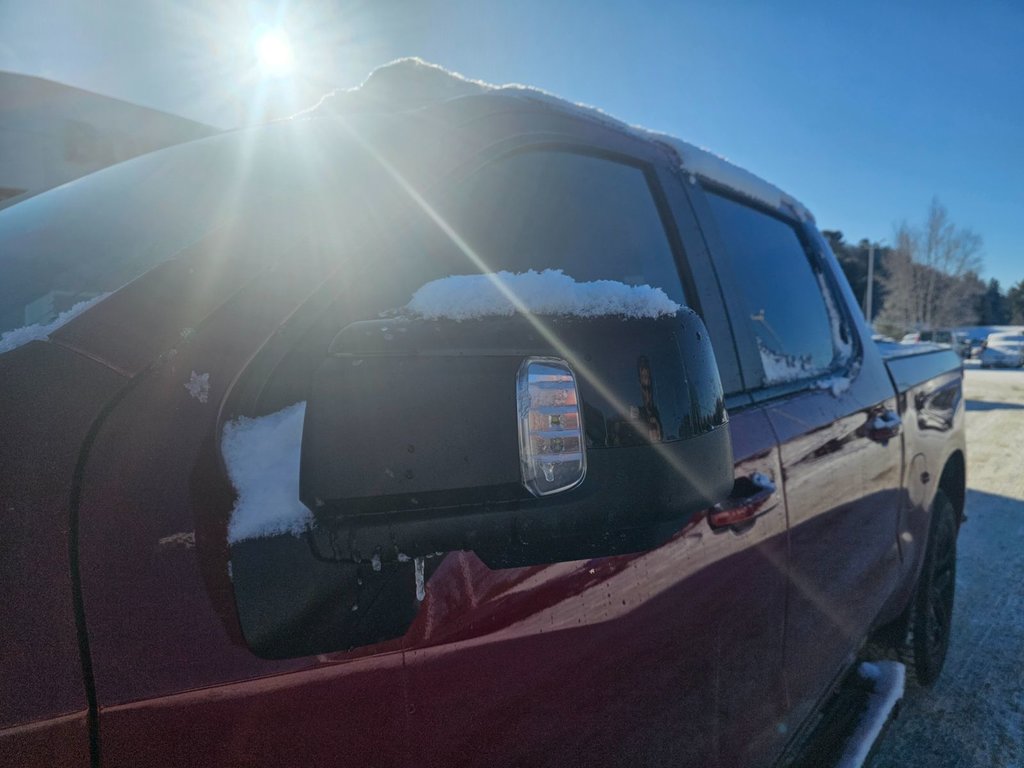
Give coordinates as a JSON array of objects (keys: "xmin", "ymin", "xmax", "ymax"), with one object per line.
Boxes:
[{"xmin": 255, "ymin": 29, "xmax": 294, "ymax": 76}]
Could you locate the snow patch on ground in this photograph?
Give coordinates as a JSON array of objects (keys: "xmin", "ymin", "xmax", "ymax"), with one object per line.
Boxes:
[
  {"xmin": 874, "ymin": 368, "xmax": 1024, "ymax": 766},
  {"xmin": 0, "ymin": 293, "xmax": 110, "ymax": 355},
  {"xmin": 306, "ymin": 58, "xmax": 812, "ymax": 219},
  {"xmin": 222, "ymin": 401, "xmax": 312, "ymax": 544},
  {"xmin": 405, "ymin": 269, "xmax": 682, "ymax": 321},
  {"xmin": 837, "ymin": 661, "xmax": 905, "ymax": 768}
]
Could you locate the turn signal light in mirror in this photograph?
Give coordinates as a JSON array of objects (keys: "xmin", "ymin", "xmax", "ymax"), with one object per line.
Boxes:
[{"xmin": 517, "ymin": 357, "xmax": 586, "ymax": 496}]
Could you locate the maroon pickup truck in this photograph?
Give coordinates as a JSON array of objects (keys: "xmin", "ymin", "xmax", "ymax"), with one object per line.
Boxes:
[{"xmin": 0, "ymin": 61, "xmax": 965, "ymax": 767}]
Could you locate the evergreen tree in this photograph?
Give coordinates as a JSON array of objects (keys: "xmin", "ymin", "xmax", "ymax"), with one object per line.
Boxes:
[
  {"xmin": 976, "ymin": 279, "xmax": 1009, "ymax": 324},
  {"xmin": 1008, "ymin": 280, "xmax": 1024, "ymax": 325},
  {"xmin": 822, "ymin": 230, "xmax": 888, "ymax": 322}
]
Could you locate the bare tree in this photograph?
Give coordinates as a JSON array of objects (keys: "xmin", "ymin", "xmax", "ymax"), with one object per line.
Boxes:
[
  {"xmin": 877, "ymin": 198, "xmax": 984, "ymax": 333},
  {"xmin": 919, "ymin": 198, "xmax": 984, "ymax": 327},
  {"xmin": 876, "ymin": 225, "xmax": 920, "ymax": 333}
]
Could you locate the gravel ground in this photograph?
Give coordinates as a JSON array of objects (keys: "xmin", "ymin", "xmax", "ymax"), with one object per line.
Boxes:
[{"xmin": 871, "ymin": 363, "xmax": 1024, "ymax": 768}]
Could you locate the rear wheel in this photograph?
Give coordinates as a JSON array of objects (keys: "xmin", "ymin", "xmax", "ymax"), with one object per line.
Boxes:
[{"xmin": 911, "ymin": 489, "xmax": 958, "ymax": 685}]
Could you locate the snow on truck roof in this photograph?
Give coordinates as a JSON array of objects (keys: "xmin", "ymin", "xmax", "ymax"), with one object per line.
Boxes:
[{"xmin": 304, "ymin": 58, "xmax": 813, "ymax": 222}]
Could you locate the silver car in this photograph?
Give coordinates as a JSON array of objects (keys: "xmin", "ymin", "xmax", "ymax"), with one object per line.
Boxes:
[{"xmin": 980, "ymin": 332, "xmax": 1024, "ymax": 368}]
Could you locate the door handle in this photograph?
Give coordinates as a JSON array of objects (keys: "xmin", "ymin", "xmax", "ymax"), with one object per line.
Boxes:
[
  {"xmin": 868, "ymin": 410, "xmax": 902, "ymax": 443},
  {"xmin": 708, "ymin": 473, "xmax": 777, "ymax": 531}
]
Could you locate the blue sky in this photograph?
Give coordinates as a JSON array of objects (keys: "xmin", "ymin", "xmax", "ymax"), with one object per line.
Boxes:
[{"xmin": 2, "ymin": 0, "xmax": 1021, "ymax": 288}]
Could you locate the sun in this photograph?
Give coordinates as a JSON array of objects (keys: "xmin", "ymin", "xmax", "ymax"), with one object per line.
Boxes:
[{"xmin": 255, "ymin": 28, "xmax": 295, "ymax": 77}]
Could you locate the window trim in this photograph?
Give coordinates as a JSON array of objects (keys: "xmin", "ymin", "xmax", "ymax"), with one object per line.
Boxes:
[{"xmin": 658, "ymin": 169, "xmax": 746, "ymax": 401}]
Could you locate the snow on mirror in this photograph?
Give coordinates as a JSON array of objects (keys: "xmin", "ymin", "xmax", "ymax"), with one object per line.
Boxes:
[
  {"xmin": 221, "ymin": 401, "xmax": 311, "ymax": 543},
  {"xmin": 221, "ymin": 272, "xmax": 682, "ymax": 545}
]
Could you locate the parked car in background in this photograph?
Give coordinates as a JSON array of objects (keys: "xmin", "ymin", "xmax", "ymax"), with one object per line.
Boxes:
[
  {"xmin": 980, "ymin": 332, "xmax": 1024, "ymax": 368},
  {"xmin": 0, "ymin": 59, "xmax": 967, "ymax": 768},
  {"xmin": 901, "ymin": 329, "xmax": 966, "ymax": 357},
  {"xmin": 963, "ymin": 335, "xmax": 986, "ymax": 359},
  {"xmin": 953, "ymin": 332, "xmax": 971, "ymax": 358}
]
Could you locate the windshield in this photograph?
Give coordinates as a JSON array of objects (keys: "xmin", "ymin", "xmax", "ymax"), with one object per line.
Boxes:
[
  {"xmin": 0, "ymin": 139, "xmax": 227, "ymax": 339},
  {"xmin": 0, "ymin": 120, "xmax": 381, "ymax": 346}
]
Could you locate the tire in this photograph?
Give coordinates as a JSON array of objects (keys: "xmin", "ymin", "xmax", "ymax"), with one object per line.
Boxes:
[{"xmin": 910, "ymin": 489, "xmax": 958, "ymax": 686}]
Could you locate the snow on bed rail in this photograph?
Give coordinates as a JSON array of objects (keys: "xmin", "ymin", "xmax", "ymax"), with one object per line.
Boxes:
[
  {"xmin": 404, "ymin": 270, "xmax": 682, "ymax": 321},
  {"xmin": 304, "ymin": 58, "xmax": 811, "ymax": 220},
  {"xmin": 0, "ymin": 293, "xmax": 110, "ymax": 355},
  {"xmin": 222, "ymin": 401, "xmax": 312, "ymax": 544}
]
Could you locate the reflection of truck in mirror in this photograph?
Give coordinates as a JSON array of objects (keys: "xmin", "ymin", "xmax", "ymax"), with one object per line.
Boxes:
[{"xmin": 0, "ymin": 60, "xmax": 965, "ymax": 767}]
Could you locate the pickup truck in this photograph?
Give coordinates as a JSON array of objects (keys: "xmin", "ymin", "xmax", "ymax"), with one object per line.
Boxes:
[{"xmin": 0, "ymin": 59, "xmax": 965, "ymax": 768}]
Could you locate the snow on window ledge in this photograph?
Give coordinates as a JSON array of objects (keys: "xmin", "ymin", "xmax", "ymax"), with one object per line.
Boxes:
[
  {"xmin": 757, "ymin": 270, "xmax": 857, "ymax": 396},
  {"xmin": 757, "ymin": 341, "xmax": 824, "ymax": 386},
  {"xmin": 222, "ymin": 401, "xmax": 312, "ymax": 544},
  {"xmin": 814, "ymin": 374, "xmax": 853, "ymax": 398},
  {"xmin": 404, "ymin": 269, "xmax": 682, "ymax": 322},
  {"xmin": 758, "ymin": 340, "xmax": 856, "ymax": 398},
  {"xmin": 0, "ymin": 293, "xmax": 111, "ymax": 355}
]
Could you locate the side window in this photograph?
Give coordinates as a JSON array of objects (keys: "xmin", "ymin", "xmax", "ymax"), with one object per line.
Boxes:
[
  {"xmin": 704, "ymin": 190, "xmax": 846, "ymax": 389},
  {"xmin": 431, "ymin": 150, "xmax": 689, "ymax": 305}
]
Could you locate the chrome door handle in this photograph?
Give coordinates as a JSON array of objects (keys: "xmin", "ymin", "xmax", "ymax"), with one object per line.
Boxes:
[
  {"xmin": 868, "ymin": 410, "xmax": 902, "ymax": 443},
  {"xmin": 708, "ymin": 473, "xmax": 777, "ymax": 531}
]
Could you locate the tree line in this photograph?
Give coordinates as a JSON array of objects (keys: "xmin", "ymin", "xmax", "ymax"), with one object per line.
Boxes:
[{"xmin": 824, "ymin": 198, "xmax": 1023, "ymax": 338}]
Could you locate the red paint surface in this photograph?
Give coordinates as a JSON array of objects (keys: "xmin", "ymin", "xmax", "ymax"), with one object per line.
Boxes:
[
  {"xmin": 0, "ymin": 341, "xmax": 123, "ymax": 766},
  {"xmin": 0, "ymin": 712, "xmax": 90, "ymax": 768}
]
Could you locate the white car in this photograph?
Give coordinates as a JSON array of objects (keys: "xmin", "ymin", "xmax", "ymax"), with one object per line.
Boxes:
[{"xmin": 980, "ymin": 333, "xmax": 1024, "ymax": 368}]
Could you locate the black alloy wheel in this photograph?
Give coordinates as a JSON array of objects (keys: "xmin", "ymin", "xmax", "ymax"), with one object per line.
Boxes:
[{"xmin": 912, "ymin": 489, "xmax": 958, "ymax": 686}]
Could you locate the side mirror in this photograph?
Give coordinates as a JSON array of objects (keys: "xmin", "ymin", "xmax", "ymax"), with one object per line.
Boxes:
[{"xmin": 300, "ymin": 309, "xmax": 732, "ymax": 569}]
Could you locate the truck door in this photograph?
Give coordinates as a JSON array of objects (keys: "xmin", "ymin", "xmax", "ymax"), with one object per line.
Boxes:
[
  {"xmin": 69, "ymin": 109, "xmax": 788, "ymax": 768},
  {"xmin": 692, "ymin": 185, "xmax": 902, "ymax": 733},
  {"xmin": 396, "ymin": 135, "xmax": 790, "ymax": 768}
]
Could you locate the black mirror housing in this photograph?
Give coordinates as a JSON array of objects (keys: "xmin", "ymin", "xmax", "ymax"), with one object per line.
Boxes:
[{"xmin": 300, "ymin": 309, "xmax": 732, "ymax": 568}]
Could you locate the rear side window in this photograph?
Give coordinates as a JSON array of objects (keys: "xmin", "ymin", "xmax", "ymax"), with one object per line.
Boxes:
[
  {"xmin": 430, "ymin": 150, "xmax": 688, "ymax": 304},
  {"xmin": 705, "ymin": 190, "xmax": 845, "ymax": 388}
]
